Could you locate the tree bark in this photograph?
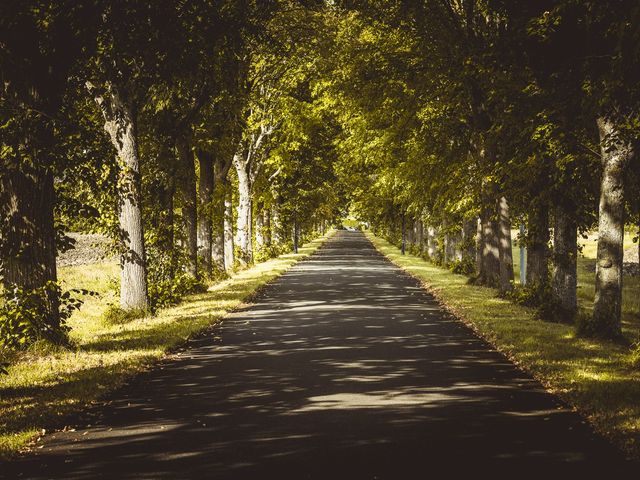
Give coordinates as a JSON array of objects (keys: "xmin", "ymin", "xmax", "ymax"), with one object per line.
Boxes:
[
  {"xmin": 264, "ymin": 209, "xmax": 272, "ymax": 246},
  {"xmin": 212, "ymin": 159, "xmax": 232, "ymax": 272},
  {"xmin": 526, "ymin": 203, "xmax": 550, "ymax": 288},
  {"xmin": 427, "ymin": 226, "xmax": 438, "ymax": 259},
  {"xmin": 462, "ymin": 218, "xmax": 477, "ymax": 271},
  {"xmin": 98, "ymin": 90, "xmax": 148, "ymax": 310},
  {"xmin": 592, "ymin": 116, "xmax": 632, "ymax": 337},
  {"xmin": 415, "ymin": 218, "xmax": 424, "ymax": 254},
  {"xmin": 0, "ymin": 161, "xmax": 59, "ymax": 325},
  {"xmin": 223, "ymin": 188, "xmax": 234, "ymax": 273},
  {"xmin": 479, "ymin": 205, "xmax": 501, "ymax": 288},
  {"xmin": 444, "ymin": 222, "xmax": 462, "ymax": 265},
  {"xmin": 197, "ymin": 150, "xmax": 214, "ymax": 277},
  {"xmin": 211, "ymin": 193, "xmax": 225, "ymax": 272},
  {"xmin": 401, "ymin": 214, "xmax": 406, "ymax": 255},
  {"xmin": 255, "ymin": 207, "xmax": 265, "ymax": 251},
  {"xmin": 176, "ymin": 137, "xmax": 198, "ymax": 278},
  {"xmin": 406, "ymin": 216, "xmax": 415, "ymax": 247},
  {"xmin": 272, "ymin": 205, "xmax": 282, "ymax": 244},
  {"xmin": 552, "ymin": 203, "xmax": 578, "ymax": 318},
  {"xmin": 476, "ymin": 217, "xmax": 483, "ymax": 275},
  {"xmin": 498, "ymin": 196, "xmax": 514, "ymax": 292},
  {"xmin": 233, "ymin": 150, "xmax": 253, "ymax": 265},
  {"xmin": 442, "ymin": 217, "xmax": 451, "ymax": 264}
]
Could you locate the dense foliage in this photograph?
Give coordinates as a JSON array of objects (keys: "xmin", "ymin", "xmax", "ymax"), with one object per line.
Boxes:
[{"xmin": 1, "ymin": 0, "xmax": 639, "ymax": 353}]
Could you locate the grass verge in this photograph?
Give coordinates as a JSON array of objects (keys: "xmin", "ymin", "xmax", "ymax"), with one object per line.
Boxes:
[
  {"xmin": 367, "ymin": 231, "xmax": 640, "ymax": 460},
  {"xmin": 0, "ymin": 232, "xmax": 332, "ymax": 460}
]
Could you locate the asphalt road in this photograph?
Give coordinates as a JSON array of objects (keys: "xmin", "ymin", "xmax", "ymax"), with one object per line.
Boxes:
[{"xmin": 4, "ymin": 231, "xmax": 633, "ymax": 478}]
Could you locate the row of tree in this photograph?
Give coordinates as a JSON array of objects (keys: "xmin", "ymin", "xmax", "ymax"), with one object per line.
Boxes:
[
  {"xmin": 2, "ymin": 0, "xmax": 638, "ymax": 346},
  {"xmin": 326, "ymin": 1, "xmax": 639, "ymax": 338},
  {"xmin": 0, "ymin": 0, "xmax": 344, "ymax": 346}
]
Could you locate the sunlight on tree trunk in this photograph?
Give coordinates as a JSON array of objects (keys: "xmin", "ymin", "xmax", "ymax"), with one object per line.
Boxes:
[
  {"xmin": 96, "ymin": 87, "xmax": 148, "ymax": 311},
  {"xmin": 498, "ymin": 196, "xmax": 514, "ymax": 292},
  {"xmin": 552, "ymin": 203, "xmax": 578, "ymax": 318},
  {"xmin": 591, "ymin": 116, "xmax": 632, "ymax": 337},
  {"xmin": 223, "ymin": 188, "xmax": 234, "ymax": 273},
  {"xmin": 197, "ymin": 151, "xmax": 214, "ymax": 277},
  {"xmin": 526, "ymin": 203, "xmax": 549, "ymax": 289}
]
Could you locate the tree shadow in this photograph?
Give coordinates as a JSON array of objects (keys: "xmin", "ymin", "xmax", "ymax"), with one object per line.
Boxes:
[{"xmin": 4, "ymin": 232, "xmax": 635, "ymax": 479}]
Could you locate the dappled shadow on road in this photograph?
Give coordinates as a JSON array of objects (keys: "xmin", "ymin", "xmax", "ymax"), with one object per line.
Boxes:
[{"xmin": 5, "ymin": 232, "xmax": 632, "ymax": 479}]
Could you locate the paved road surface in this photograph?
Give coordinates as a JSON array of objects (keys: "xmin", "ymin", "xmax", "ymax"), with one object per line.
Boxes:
[{"xmin": 4, "ymin": 231, "xmax": 633, "ymax": 478}]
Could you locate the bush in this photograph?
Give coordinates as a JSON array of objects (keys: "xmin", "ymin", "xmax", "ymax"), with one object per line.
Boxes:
[
  {"xmin": 0, "ymin": 280, "xmax": 89, "ymax": 349},
  {"xmin": 148, "ymin": 271, "xmax": 206, "ymax": 311},
  {"xmin": 506, "ymin": 281, "xmax": 576, "ymax": 322},
  {"xmin": 449, "ymin": 258, "xmax": 475, "ymax": 275},
  {"xmin": 144, "ymin": 233, "xmax": 207, "ymax": 311},
  {"xmin": 255, "ymin": 243, "xmax": 291, "ymax": 263}
]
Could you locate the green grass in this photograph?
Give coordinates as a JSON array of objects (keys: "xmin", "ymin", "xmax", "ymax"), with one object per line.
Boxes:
[
  {"xmin": 0, "ymin": 232, "xmax": 332, "ymax": 459},
  {"xmin": 367, "ymin": 231, "xmax": 640, "ymax": 460}
]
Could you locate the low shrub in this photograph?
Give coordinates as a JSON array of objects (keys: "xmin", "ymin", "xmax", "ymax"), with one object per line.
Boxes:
[
  {"xmin": 449, "ymin": 258, "xmax": 475, "ymax": 275},
  {"xmin": 255, "ymin": 243, "xmax": 292, "ymax": 263},
  {"xmin": 148, "ymin": 272, "xmax": 206, "ymax": 312},
  {"xmin": 0, "ymin": 280, "xmax": 89, "ymax": 350}
]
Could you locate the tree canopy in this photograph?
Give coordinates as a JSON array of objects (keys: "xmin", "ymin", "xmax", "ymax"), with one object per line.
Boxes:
[{"xmin": 1, "ymin": 0, "xmax": 639, "ymax": 349}]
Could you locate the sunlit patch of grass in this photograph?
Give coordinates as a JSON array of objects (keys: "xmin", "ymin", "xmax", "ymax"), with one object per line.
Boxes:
[
  {"xmin": 0, "ymin": 232, "xmax": 332, "ymax": 460},
  {"xmin": 367, "ymin": 232, "xmax": 640, "ymax": 460}
]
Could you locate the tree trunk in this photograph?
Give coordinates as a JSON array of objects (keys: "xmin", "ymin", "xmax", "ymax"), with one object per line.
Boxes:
[
  {"xmin": 0, "ymin": 161, "xmax": 59, "ymax": 326},
  {"xmin": 498, "ymin": 196, "xmax": 514, "ymax": 292},
  {"xmin": 476, "ymin": 217, "xmax": 483, "ymax": 275},
  {"xmin": 255, "ymin": 207, "xmax": 265, "ymax": 251},
  {"xmin": 427, "ymin": 226, "xmax": 438, "ymax": 259},
  {"xmin": 233, "ymin": 152, "xmax": 252, "ymax": 264},
  {"xmin": 592, "ymin": 116, "xmax": 632, "ymax": 337},
  {"xmin": 406, "ymin": 216, "xmax": 415, "ymax": 247},
  {"xmin": 211, "ymin": 192, "xmax": 225, "ymax": 272},
  {"xmin": 100, "ymin": 93, "xmax": 148, "ymax": 310},
  {"xmin": 444, "ymin": 221, "xmax": 462, "ymax": 265},
  {"xmin": 223, "ymin": 188, "xmax": 234, "ymax": 273},
  {"xmin": 197, "ymin": 151, "xmax": 214, "ymax": 277},
  {"xmin": 176, "ymin": 137, "xmax": 198, "ymax": 278},
  {"xmin": 479, "ymin": 205, "xmax": 501, "ymax": 288},
  {"xmin": 442, "ymin": 217, "xmax": 451, "ymax": 265},
  {"xmin": 264, "ymin": 209, "xmax": 272, "ymax": 246},
  {"xmin": 526, "ymin": 203, "xmax": 550, "ymax": 288},
  {"xmin": 401, "ymin": 214, "xmax": 406, "ymax": 255},
  {"xmin": 462, "ymin": 218, "xmax": 477, "ymax": 271},
  {"xmin": 211, "ymin": 161, "xmax": 230, "ymax": 273},
  {"xmin": 415, "ymin": 218, "xmax": 424, "ymax": 254},
  {"xmin": 272, "ymin": 205, "xmax": 282, "ymax": 244},
  {"xmin": 552, "ymin": 203, "xmax": 578, "ymax": 318}
]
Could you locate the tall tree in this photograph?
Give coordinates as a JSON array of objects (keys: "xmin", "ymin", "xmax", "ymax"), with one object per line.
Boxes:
[{"xmin": 0, "ymin": 1, "xmax": 98, "ymax": 336}]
